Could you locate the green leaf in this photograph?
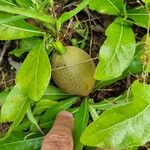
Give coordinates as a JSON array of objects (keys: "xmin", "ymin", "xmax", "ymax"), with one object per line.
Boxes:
[
  {"xmin": 27, "ymin": 108, "xmax": 44, "ymax": 135},
  {"xmin": 42, "ymin": 85, "xmax": 72, "ymax": 100},
  {"xmin": 0, "ymin": 0, "xmax": 16, "ymax": 6},
  {"xmin": 0, "ymin": 131, "xmax": 43, "ymax": 150},
  {"xmin": 0, "ymin": 12, "xmax": 44, "ymax": 40},
  {"xmin": 57, "ymin": 0, "xmax": 92, "ymax": 30},
  {"xmin": 142, "ymin": 0, "xmax": 150, "ymax": 4},
  {"xmin": 89, "ymin": 0, "xmax": 124, "ymax": 15},
  {"xmin": 95, "ymin": 44, "xmax": 143, "ymax": 90},
  {"xmin": 16, "ymin": 41, "xmax": 51, "ymax": 101},
  {"xmin": 127, "ymin": 6, "xmax": 149, "ymax": 29},
  {"xmin": 85, "ymin": 147, "xmax": 95, "ymax": 150},
  {"xmin": 5, "ymin": 98, "xmax": 30, "ymax": 139},
  {"xmin": 127, "ymin": 44, "xmax": 143, "ymax": 74},
  {"xmin": 16, "ymin": 0, "xmax": 34, "ymax": 8},
  {"xmin": 40, "ymin": 97, "xmax": 79, "ymax": 123},
  {"xmin": 0, "ymin": 5, "xmax": 55, "ymax": 24},
  {"xmin": 94, "ymin": 18, "xmax": 135, "ymax": 81},
  {"xmin": 74, "ymin": 99, "xmax": 89, "ymax": 150},
  {"xmin": 0, "ymin": 14, "xmax": 26, "ymax": 25},
  {"xmin": 17, "ymin": 119, "xmax": 31, "ymax": 131},
  {"xmin": 89, "ymin": 104, "xmax": 98, "ymax": 120},
  {"xmin": 33, "ymin": 99, "xmax": 57, "ymax": 115},
  {"xmin": 0, "ymin": 85, "xmax": 30, "ymax": 139},
  {"xmin": 81, "ymin": 81, "xmax": 150, "ymax": 149},
  {"xmin": 93, "ymin": 91, "xmax": 133, "ymax": 111},
  {"xmin": 1, "ymin": 85, "xmax": 28, "ymax": 122},
  {"xmin": 10, "ymin": 37, "xmax": 41, "ymax": 57},
  {"xmin": 95, "ymin": 73, "xmax": 126, "ymax": 90},
  {"xmin": 0, "ymin": 90, "xmax": 9, "ymax": 106}
]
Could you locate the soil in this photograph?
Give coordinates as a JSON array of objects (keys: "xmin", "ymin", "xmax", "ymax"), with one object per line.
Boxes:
[{"xmin": 0, "ymin": 41, "xmax": 16, "ymax": 91}]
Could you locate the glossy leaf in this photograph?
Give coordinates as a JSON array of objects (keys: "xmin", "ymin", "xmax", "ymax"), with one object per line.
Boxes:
[
  {"xmin": 42, "ymin": 85, "xmax": 72, "ymax": 100},
  {"xmin": 89, "ymin": 0, "xmax": 124, "ymax": 15},
  {"xmin": 16, "ymin": 41, "xmax": 51, "ymax": 101},
  {"xmin": 127, "ymin": 44, "xmax": 143, "ymax": 74},
  {"xmin": 81, "ymin": 81, "xmax": 150, "ymax": 149},
  {"xmin": 0, "ymin": 12, "xmax": 43, "ymax": 40},
  {"xmin": 95, "ymin": 44, "xmax": 143, "ymax": 89},
  {"xmin": 0, "ymin": 85, "xmax": 30, "ymax": 139},
  {"xmin": 0, "ymin": 0, "xmax": 16, "ymax": 6},
  {"xmin": 57, "ymin": 0, "xmax": 92, "ymax": 30},
  {"xmin": 0, "ymin": 90, "xmax": 9, "ymax": 106},
  {"xmin": 33, "ymin": 99, "xmax": 57, "ymax": 115},
  {"xmin": 10, "ymin": 37, "xmax": 41, "ymax": 57},
  {"xmin": 127, "ymin": 6, "xmax": 149, "ymax": 29},
  {"xmin": 0, "ymin": 5, "xmax": 55, "ymax": 24},
  {"xmin": 0, "ymin": 14, "xmax": 26, "ymax": 25},
  {"xmin": 0, "ymin": 131, "xmax": 43, "ymax": 150},
  {"xmin": 16, "ymin": 0, "xmax": 33, "ymax": 8},
  {"xmin": 94, "ymin": 18, "xmax": 135, "ymax": 81},
  {"xmin": 40, "ymin": 97, "xmax": 79, "ymax": 123},
  {"xmin": 6, "ymin": 99, "xmax": 30, "ymax": 138},
  {"xmin": 74, "ymin": 99, "xmax": 89, "ymax": 150},
  {"xmin": 27, "ymin": 108, "xmax": 44, "ymax": 134},
  {"xmin": 1, "ymin": 85, "xmax": 28, "ymax": 122},
  {"xmin": 142, "ymin": 0, "xmax": 150, "ymax": 4},
  {"xmin": 17, "ymin": 119, "xmax": 31, "ymax": 131},
  {"xmin": 89, "ymin": 104, "xmax": 98, "ymax": 120}
]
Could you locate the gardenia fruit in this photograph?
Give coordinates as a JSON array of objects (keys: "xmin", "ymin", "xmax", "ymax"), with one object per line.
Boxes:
[{"xmin": 51, "ymin": 46, "xmax": 96, "ymax": 96}]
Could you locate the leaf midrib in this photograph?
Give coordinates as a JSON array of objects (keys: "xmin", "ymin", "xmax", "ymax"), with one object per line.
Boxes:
[
  {"xmin": 9, "ymin": 97, "xmax": 28, "ymax": 130},
  {"xmin": 100, "ymin": 19, "xmax": 124, "ymax": 75},
  {"xmin": 106, "ymin": 0, "xmax": 120, "ymax": 13},
  {"xmin": 42, "ymin": 98, "xmax": 78, "ymax": 122},
  {"xmin": 1, "ymin": 24, "xmax": 44, "ymax": 34},
  {"xmin": 90, "ymin": 95, "xmax": 149, "ymax": 138},
  {"xmin": 33, "ymin": 43, "xmax": 42, "ymax": 100},
  {"xmin": 0, "ymin": 136, "xmax": 43, "ymax": 146}
]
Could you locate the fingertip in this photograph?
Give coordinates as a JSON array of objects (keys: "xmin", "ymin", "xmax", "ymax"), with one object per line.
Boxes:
[{"xmin": 57, "ymin": 111, "xmax": 73, "ymax": 119}]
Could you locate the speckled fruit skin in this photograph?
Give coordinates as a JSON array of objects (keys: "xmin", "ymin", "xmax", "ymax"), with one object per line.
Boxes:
[{"xmin": 51, "ymin": 46, "xmax": 96, "ymax": 96}]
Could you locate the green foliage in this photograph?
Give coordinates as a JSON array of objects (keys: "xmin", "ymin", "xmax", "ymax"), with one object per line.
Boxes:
[
  {"xmin": 1, "ymin": 85, "xmax": 28, "ymax": 122},
  {"xmin": 0, "ymin": 0, "xmax": 16, "ymax": 6},
  {"xmin": 94, "ymin": 18, "xmax": 135, "ymax": 81},
  {"xmin": 40, "ymin": 97, "xmax": 79, "ymax": 123},
  {"xmin": 81, "ymin": 81, "xmax": 150, "ymax": 149},
  {"xmin": 10, "ymin": 37, "xmax": 41, "ymax": 57},
  {"xmin": 0, "ymin": 12, "xmax": 43, "ymax": 40},
  {"xmin": 0, "ymin": 131, "xmax": 43, "ymax": 150},
  {"xmin": 0, "ymin": 91, "xmax": 9, "ymax": 106},
  {"xmin": 33, "ymin": 99, "xmax": 57, "ymax": 115},
  {"xmin": 15, "ymin": 0, "xmax": 34, "ymax": 8},
  {"xmin": 142, "ymin": 0, "xmax": 150, "ymax": 4},
  {"xmin": 0, "ymin": 0, "xmax": 149, "ymax": 149},
  {"xmin": 74, "ymin": 99, "xmax": 89, "ymax": 150},
  {"xmin": 16, "ymin": 41, "xmax": 51, "ymax": 101},
  {"xmin": 127, "ymin": 6, "xmax": 149, "ymax": 28},
  {"xmin": 42, "ymin": 85, "xmax": 72, "ymax": 100},
  {"xmin": 127, "ymin": 44, "xmax": 143, "ymax": 74},
  {"xmin": 0, "ymin": 5, "xmax": 55, "ymax": 23},
  {"xmin": 57, "ymin": 0, "xmax": 92, "ymax": 30},
  {"xmin": 89, "ymin": 0, "xmax": 124, "ymax": 15}
]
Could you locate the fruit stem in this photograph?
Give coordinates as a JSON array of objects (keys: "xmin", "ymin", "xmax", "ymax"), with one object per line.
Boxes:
[{"xmin": 53, "ymin": 40, "xmax": 66, "ymax": 55}]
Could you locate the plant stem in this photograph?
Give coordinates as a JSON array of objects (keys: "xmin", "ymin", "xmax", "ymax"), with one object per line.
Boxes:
[{"xmin": 53, "ymin": 40, "xmax": 67, "ymax": 55}]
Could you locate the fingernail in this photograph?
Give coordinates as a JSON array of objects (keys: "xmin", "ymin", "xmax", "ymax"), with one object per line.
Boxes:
[{"xmin": 57, "ymin": 111, "xmax": 73, "ymax": 118}]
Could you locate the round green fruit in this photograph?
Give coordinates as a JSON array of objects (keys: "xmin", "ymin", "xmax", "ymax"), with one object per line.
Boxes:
[{"xmin": 51, "ymin": 46, "xmax": 96, "ymax": 96}]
